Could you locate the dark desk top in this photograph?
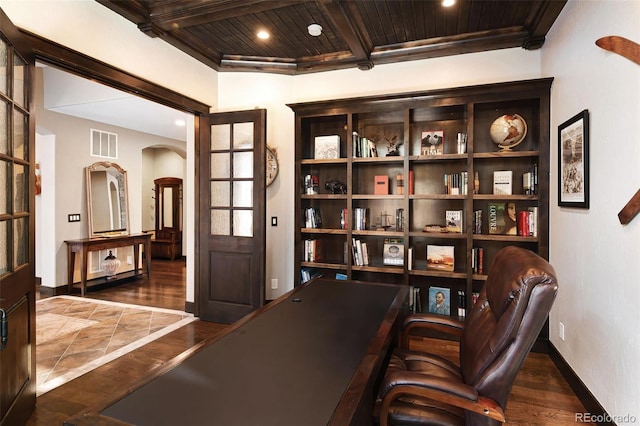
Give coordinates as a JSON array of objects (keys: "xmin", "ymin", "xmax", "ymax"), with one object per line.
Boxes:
[{"xmin": 98, "ymin": 279, "xmax": 404, "ymax": 426}]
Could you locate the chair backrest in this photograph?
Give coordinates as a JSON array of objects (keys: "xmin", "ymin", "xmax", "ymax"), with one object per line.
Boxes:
[{"xmin": 459, "ymin": 246, "xmax": 558, "ymax": 408}]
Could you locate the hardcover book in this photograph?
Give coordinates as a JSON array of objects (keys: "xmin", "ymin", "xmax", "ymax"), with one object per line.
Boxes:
[
  {"xmin": 314, "ymin": 135, "xmax": 340, "ymax": 159},
  {"xmin": 488, "ymin": 202, "xmax": 517, "ymax": 235},
  {"xmin": 493, "ymin": 170, "xmax": 513, "ymax": 195},
  {"xmin": 488, "ymin": 203, "xmax": 504, "ymax": 234},
  {"xmin": 426, "ymin": 245, "xmax": 454, "ymax": 272},
  {"xmin": 383, "ymin": 238, "xmax": 404, "ymax": 266},
  {"xmin": 374, "ymin": 175, "xmax": 389, "ymax": 195},
  {"xmin": 428, "ymin": 286, "xmax": 451, "ymax": 316},
  {"xmin": 445, "ymin": 210, "xmax": 463, "ymax": 233}
]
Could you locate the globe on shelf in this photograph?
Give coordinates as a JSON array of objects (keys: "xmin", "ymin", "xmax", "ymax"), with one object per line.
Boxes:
[{"xmin": 489, "ymin": 114, "xmax": 527, "ymax": 151}]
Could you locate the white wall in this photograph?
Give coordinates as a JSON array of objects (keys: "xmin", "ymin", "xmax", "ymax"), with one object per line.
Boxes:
[
  {"xmin": 35, "ymin": 133, "xmax": 55, "ymax": 284},
  {"xmin": 36, "ymin": 103, "xmax": 186, "ymax": 287},
  {"xmin": 0, "ymin": 0, "xmax": 218, "ymax": 108},
  {"xmin": 542, "ymin": 0, "xmax": 640, "ymax": 419}
]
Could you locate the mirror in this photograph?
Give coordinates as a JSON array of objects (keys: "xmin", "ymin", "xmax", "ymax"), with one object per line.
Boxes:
[{"xmin": 86, "ymin": 161, "xmax": 130, "ymax": 237}]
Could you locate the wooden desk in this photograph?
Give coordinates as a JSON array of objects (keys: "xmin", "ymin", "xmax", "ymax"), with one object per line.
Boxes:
[
  {"xmin": 66, "ymin": 278, "xmax": 408, "ymax": 425},
  {"xmin": 65, "ymin": 233, "xmax": 152, "ymax": 296}
]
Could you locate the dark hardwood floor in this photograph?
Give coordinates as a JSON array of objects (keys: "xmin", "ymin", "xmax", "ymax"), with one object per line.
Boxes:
[{"xmin": 30, "ymin": 259, "xmax": 584, "ymax": 425}]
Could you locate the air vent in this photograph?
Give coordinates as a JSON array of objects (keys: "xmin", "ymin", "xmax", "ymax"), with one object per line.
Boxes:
[{"xmin": 91, "ymin": 129, "xmax": 118, "ymax": 159}]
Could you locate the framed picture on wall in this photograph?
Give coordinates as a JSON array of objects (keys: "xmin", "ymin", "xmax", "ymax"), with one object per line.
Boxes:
[{"xmin": 558, "ymin": 109, "xmax": 589, "ymax": 209}]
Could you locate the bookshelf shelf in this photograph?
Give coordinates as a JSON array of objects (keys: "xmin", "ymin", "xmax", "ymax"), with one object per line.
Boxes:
[
  {"xmin": 473, "ymin": 234, "xmax": 538, "ymax": 242},
  {"xmin": 301, "ymin": 228, "xmax": 347, "ymax": 235},
  {"xmin": 410, "ymin": 232, "xmax": 467, "ymax": 239},
  {"xmin": 301, "ymin": 261, "xmax": 346, "ymax": 270},
  {"xmin": 352, "ymin": 265, "xmax": 404, "ymax": 274},
  {"xmin": 410, "ymin": 194, "xmax": 467, "ymax": 200},
  {"xmin": 409, "ymin": 267, "xmax": 468, "ymax": 280},
  {"xmin": 290, "ymin": 78, "xmax": 551, "ymax": 341},
  {"xmin": 473, "ymin": 194, "xmax": 539, "ymax": 201},
  {"xmin": 301, "ymin": 158, "xmax": 348, "ymax": 165}
]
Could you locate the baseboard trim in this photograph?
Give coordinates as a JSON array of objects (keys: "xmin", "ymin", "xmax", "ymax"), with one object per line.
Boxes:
[
  {"xmin": 185, "ymin": 300, "xmax": 195, "ymax": 314},
  {"xmin": 548, "ymin": 343, "xmax": 614, "ymax": 425}
]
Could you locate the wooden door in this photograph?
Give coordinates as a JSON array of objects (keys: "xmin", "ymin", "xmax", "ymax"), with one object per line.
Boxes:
[
  {"xmin": 198, "ymin": 109, "xmax": 266, "ymax": 323},
  {"xmin": 0, "ymin": 8, "xmax": 36, "ymax": 426}
]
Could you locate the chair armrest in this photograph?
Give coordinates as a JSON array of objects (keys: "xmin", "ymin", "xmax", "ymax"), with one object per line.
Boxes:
[
  {"xmin": 400, "ymin": 313, "xmax": 464, "ymax": 349},
  {"xmin": 378, "ymin": 371, "xmax": 505, "ymax": 426}
]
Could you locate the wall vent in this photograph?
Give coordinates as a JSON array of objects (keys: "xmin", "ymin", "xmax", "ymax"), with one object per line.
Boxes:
[{"xmin": 91, "ymin": 128, "xmax": 118, "ymax": 159}]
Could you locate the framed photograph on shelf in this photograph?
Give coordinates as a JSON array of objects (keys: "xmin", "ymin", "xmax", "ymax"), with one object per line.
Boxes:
[
  {"xmin": 421, "ymin": 130, "xmax": 444, "ymax": 155},
  {"xmin": 428, "ymin": 286, "xmax": 450, "ymax": 316},
  {"xmin": 558, "ymin": 110, "xmax": 589, "ymax": 208}
]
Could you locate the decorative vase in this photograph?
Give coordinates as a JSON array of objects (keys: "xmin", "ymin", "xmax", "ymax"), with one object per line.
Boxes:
[{"xmin": 102, "ymin": 250, "xmax": 120, "ymax": 279}]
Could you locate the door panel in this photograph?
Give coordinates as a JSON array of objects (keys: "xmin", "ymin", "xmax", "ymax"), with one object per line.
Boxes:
[
  {"xmin": 0, "ymin": 7, "xmax": 36, "ymax": 425},
  {"xmin": 198, "ymin": 109, "xmax": 266, "ymax": 323}
]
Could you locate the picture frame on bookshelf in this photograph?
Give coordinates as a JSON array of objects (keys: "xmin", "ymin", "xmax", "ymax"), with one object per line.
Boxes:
[
  {"xmin": 314, "ymin": 135, "xmax": 340, "ymax": 159},
  {"xmin": 558, "ymin": 109, "xmax": 589, "ymax": 209},
  {"xmin": 428, "ymin": 286, "xmax": 451, "ymax": 316},
  {"xmin": 426, "ymin": 245, "xmax": 454, "ymax": 272},
  {"xmin": 421, "ymin": 130, "xmax": 444, "ymax": 155}
]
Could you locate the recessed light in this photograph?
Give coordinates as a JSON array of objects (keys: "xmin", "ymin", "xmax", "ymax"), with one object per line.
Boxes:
[
  {"xmin": 257, "ymin": 30, "xmax": 270, "ymax": 40},
  {"xmin": 175, "ymin": 119, "xmax": 186, "ymax": 127},
  {"xmin": 442, "ymin": 0, "xmax": 455, "ymax": 7},
  {"xmin": 308, "ymin": 23, "xmax": 322, "ymax": 37}
]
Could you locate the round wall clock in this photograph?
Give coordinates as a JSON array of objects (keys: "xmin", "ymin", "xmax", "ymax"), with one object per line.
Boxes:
[{"xmin": 266, "ymin": 147, "xmax": 279, "ymax": 187}]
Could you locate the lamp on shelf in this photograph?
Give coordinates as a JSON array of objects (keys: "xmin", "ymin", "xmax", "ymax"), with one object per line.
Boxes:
[{"xmin": 102, "ymin": 250, "xmax": 120, "ymax": 279}]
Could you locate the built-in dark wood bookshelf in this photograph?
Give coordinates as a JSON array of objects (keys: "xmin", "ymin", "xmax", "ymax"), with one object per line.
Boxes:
[{"xmin": 288, "ymin": 78, "xmax": 552, "ymax": 343}]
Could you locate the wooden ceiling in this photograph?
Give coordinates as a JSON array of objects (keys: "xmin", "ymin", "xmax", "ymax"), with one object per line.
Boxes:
[{"xmin": 96, "ymin": 0, "xmax": 567, "ymax": 75}]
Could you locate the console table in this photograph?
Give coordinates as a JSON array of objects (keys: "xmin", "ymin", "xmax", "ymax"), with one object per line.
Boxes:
[{"xmin": 65, "ymin": 233, "xmax": 152, "ymax": 296}]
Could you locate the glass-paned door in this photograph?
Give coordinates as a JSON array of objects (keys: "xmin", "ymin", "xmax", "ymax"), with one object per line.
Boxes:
[
  {"xmin": 210, "ymin": 122, "xmax": 255, "ymax": 237},
  {"xmin": 199, "ymin": 109, "xmax": 266, "ymax": 323},
  {"xmin": 0, "ymin": 9, "xmax": 37, "ymax": 425}
]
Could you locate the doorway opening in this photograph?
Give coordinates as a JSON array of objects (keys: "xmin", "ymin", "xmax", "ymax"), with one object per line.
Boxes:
[{"xmin": 35, "ymin": 62, "xmax": 191, "ymax": 311}]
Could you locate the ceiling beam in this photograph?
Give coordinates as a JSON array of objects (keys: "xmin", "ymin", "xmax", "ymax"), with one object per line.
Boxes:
[
  {"xmin": 146, "ymin": 0, "xmax": 308, "ymax": 30},
  {"xmin": 317, "ymin": 0, "xmax": 373, "ymax": 70}
]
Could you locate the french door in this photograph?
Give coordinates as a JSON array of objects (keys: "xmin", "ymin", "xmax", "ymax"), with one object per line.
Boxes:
[
  {"xmin": 0, "ymin": 8, "xmax": 36, "ymax": 426},
  {"xmin": 197, "ymin": 109, "xmax": 266, "ymax": 323}
]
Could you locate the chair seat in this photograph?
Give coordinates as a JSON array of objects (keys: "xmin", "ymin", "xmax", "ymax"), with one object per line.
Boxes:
[{"xmin": 378, "ymin": 350, "xmax": 465, "ymax": 425}]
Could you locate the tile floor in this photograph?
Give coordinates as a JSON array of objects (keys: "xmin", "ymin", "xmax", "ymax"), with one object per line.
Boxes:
[{"xmin": 35, "ymin": 295, "xmax": 194, "ymax": 395}]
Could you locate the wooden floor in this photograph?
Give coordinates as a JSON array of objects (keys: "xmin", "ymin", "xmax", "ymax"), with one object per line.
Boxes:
[{"xmin": 30, "ymin": 259, "xmax": 585, "ymax": 425}]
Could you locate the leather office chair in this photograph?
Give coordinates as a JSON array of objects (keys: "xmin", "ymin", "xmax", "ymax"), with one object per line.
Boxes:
[{"xmin": 376, "ymin": 246, "xmax": 558, "ymax": 426}]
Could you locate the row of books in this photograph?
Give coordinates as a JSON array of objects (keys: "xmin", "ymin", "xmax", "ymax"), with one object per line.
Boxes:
[
  {"xmin": 473, "ymin": 209, "xmax": 483, "ymax": 234},
  {"xmin": 305, "ymin": 204, "xmax": 536, "ymax": 236},
  {"xmin": 471, "ymin": 247, "xmax": 484, "ymax": 274},
  {"xmin": 352, "ymin": 132, "xmax": 378, "ymax": 158},
  {"xmin": 300, "ymin": 267, "xmax": 322, "ymax": 283},
  {"xmin": 457, "ymin": 290, "xmax": 481, "ymax": 318},
  {"xmin": 487, "ymin": 203, "xmax": 538, "ymax": 236},
  {"xmin": 351, "ymin": 238, "xmax": 370, "ymax": 266},
  {"xmin": 408, "ymin": 286, "xmax": 422, "ymax": 314},
  {"xmin": 443, "ymin": 171, "xmax": 469, "ymax": 195},
  {"xmin": 303, "ymin": 207, "xmax": 322, "ymax": 228},
  {"xmin": 518, "ymin": 207, "xmax": 538, "ymax": 237},
  {"xmin": 493, "ymin": 165, "xmax": 539, "ymax": 195},
  {"xmin": 303, "ymin": 239, "xmax": 322, "ymax": 262},
  {"xmin": 300, "ymin": 242, "xmax": 493, "ymax": 279},
  {"xmin": 353, "ymin": 207, "xmax": 369, "ymax": 230},
  {"xmin": 523, "ymin": 163, "xmax": 539, "ymax": 195}
]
